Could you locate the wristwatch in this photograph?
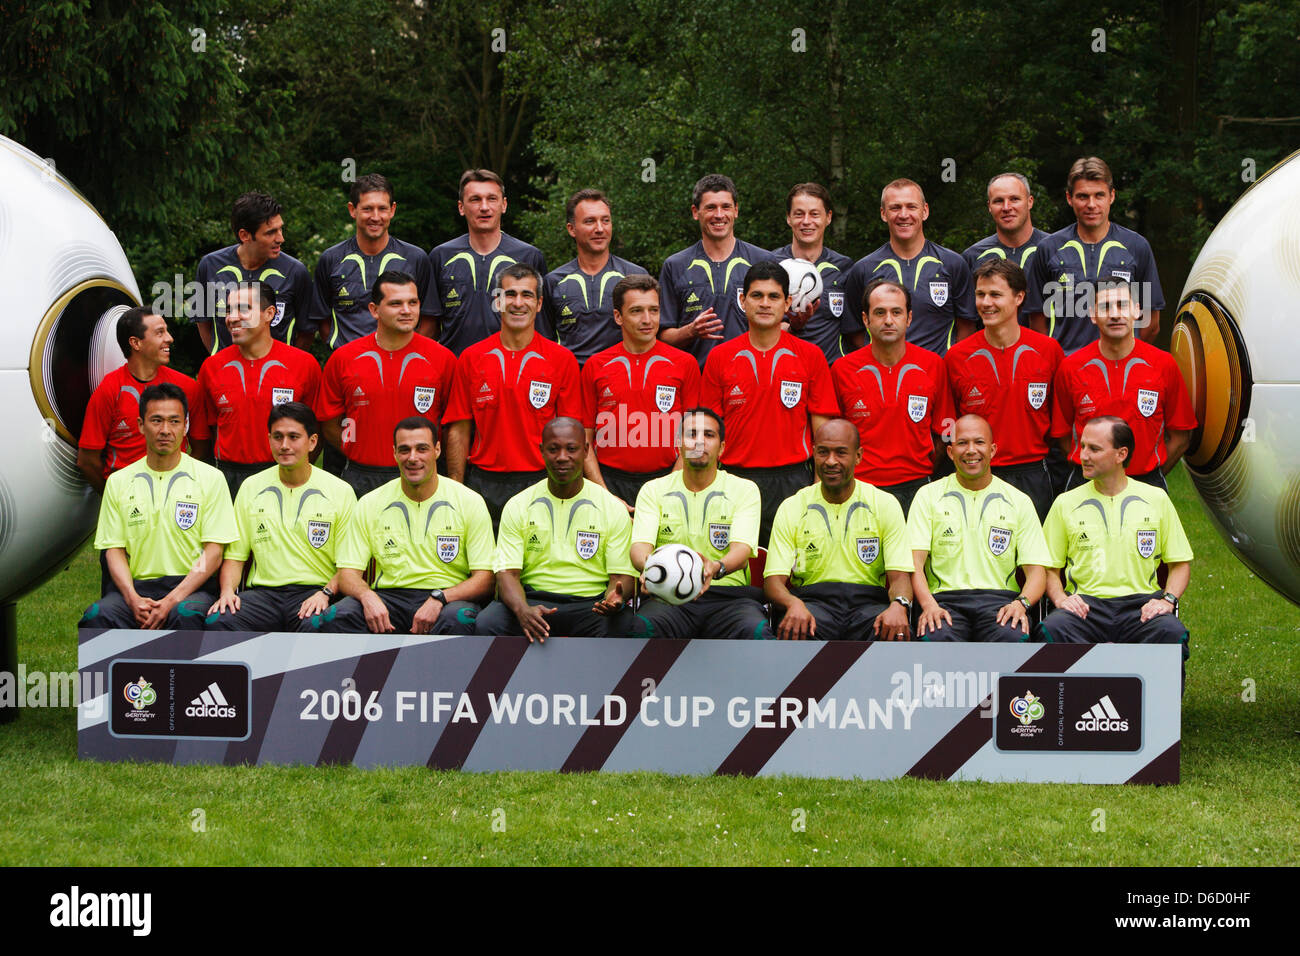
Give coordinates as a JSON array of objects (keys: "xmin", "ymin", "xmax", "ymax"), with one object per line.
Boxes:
[
  {"xmin": 320, "ymin": 585, "xmax": 335, "ymax": 599},
  {"xmin": 1016, "ymin": 595, "xmax": 1032, "ymax": 611},
  {"xmin": 1161, "ymin": 591, "xmax": 1179, "ymax": 610},
  {"xmin": 712, "ymin": 560, "xmax": 729, "ymax": 579},
  {"xmin": 893, "ymin": 595, "xmax": 912, "ymax": 610},
  {"xmin": 429, "ymin": 588, "xmax": 447, "ymax": 605}
]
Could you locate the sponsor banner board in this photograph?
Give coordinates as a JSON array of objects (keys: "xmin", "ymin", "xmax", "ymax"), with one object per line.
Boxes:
[{"xmin": 78, "ymin": 632, "xmax": 1180, "ymax": 783}]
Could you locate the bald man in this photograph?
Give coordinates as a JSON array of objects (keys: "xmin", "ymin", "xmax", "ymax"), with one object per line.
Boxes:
[
  {"xmin": 476, "ymin": 418, "xmax": 636, "ymax": 641},
  {"xmin": 907, "ymin": 414, "xmax": 1051, "ymax": 642},
  {"xmin": 765, "ymin": 419, "xmax": 914, "ymax": 641}
]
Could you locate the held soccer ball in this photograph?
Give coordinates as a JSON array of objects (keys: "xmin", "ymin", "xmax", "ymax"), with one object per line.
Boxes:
[
  {"xmin": 780, "ymin": 257, "xmax": 823, "ymax": 313},
  {"xmin": 642, "ymin": 544, "xmax": 705, "ymax": 605}
]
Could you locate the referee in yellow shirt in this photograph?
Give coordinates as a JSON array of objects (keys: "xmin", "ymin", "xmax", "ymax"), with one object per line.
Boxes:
[
  {"xmin": 79, "ymin": 383, "xmax": 237, "ymax": 630},
  {"xmin": 764, "ymin": 419, "xmax": 914, "ymax": 640},
  {"xmin": 1040, "ymin": 415, "xmax": 1191, "ymax": 655},
  {"xmin": 476, "ymin": 418, "xmax": 636, "ymax": 641},
  {"xmin": 907, "ymin": 414, "xmax": 1050, "ymax": 641},
  {"xmin": 205, "ymin": 403, "xmax": 356, "ymax": 631},
  {"xmin": 316, "ymin": 416, "xmax": 496, "ymax": 634}
]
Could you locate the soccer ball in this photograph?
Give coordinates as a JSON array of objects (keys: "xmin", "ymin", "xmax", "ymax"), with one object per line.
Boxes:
[
  {"xmin": 642, "ymin": 544, "xmax": 705, "ymax": 605},
  {"xmin": 780, "ymin": 257, "xmax": 823, "ymax": 313}
]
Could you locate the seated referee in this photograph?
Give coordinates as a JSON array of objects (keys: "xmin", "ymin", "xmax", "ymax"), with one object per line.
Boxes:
[
  {"xmin": 316, "ymin": 416, "xmax": 496, "ymax": 635},
  {"xmin": 206, "ymin": 402, "xmax": 356, "ymax": 631},
  {"xmin": 1040, "ymin": 416, "xmax": 1192, "ymax": 657}
]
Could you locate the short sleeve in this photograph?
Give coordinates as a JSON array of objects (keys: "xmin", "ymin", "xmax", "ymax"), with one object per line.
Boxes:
[
  {"xmin": 700, "ymin": 350, "xmax": 724, "ymax": 418},
  {"xmin": 1012, "ymin": 493, "xmax": 1051, "ymax": 567},
  {"xmin": 464, "ymin": 490, "xmax": 497, "ymax": 572},
  {"xmin": 603, "ymin": 504, "xmax": 636, "ymax": 578},
  {"xmin": 658, "ymin": 261, "xmax": 681, "ymax": 330},
  {"xmin": 879, "ymin": 492, "xmax": 912, "ymax": 572},
  {"xmin": 764, "ymin": 497, "xmax": 799, "ymax": 580},
  {"xmin": 94, "ymin": 478, "xmax": 128, "ymax": 551},
  {"xmin": 905, "ymin": 485, "xmax": 935, "ymax": 553},
  {"xmin": 730, "ymin": 479, "xmax": 761, "ymax": 553},
  {"xmin": 190, "ymin": 360, "xmax": 215, "ymax": 441},
  {"xmin": 580, "ymin": 359, "xmax": 600, "ymax": 429},
  {"xmin": 1042, "ymin": 498, "xmax": 1067, "ymax": 568},
  {"xmin": 493, "ymin": 497, "xmax": 526, "ymax": 573},
  {"xmin": 291, "ymin": 263, "xmax": 317, "ymax": 335},
  {"xmin": 442, "ymin": 354, "xmax": 474, "ymax": 425},
  {"xmin": 224, "ymin": 481, "xmax": 254, "ymax": 562},
  {"xmin": 200, "ymin": 470, "xmax": 239, "ymax": 545},
  {"xmin": 950, "ymin": 256, "xmax": 976, "ymax": 321},
  {"xmin": 805, "ymin": 348, "xmax": 838, "ymax": 416},
  {"xmin": 555, "ymin": 351, "xmax": 582, "ymax": 419},
  {"xmin": 79, "ymin": 379, "xmax": 113, "ymax": 451},
  {"xmin": 631, "ymin": 482, "xmax": 661, "ymax": 546},
  {"xmin": 316, "ymin": 351, "xmax": 347, "ymax": 421},
  {"xmin": 1160, "ymin": 497, "xmax": 1194, "ymax": 564},
  {"xmin": 336, "ymin": 495, "xmax": 373, "ymax": 571}
]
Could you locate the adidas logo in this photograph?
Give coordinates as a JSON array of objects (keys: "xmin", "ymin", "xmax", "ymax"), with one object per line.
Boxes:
[
  {"xmin": 479, "ymin": 383, "xmax": 492, "ymax": 393},
  {"xmin": 661, "ymin": 526, "xmax": 672, "ymax": 536},
  {"xmin": 528, "ymin": 533, "xmax": 541, "ymax": 545},
  {"xmin": 339, "ymin": 286, "xmax": 349, "ymax": 296},
  {"xmin": 942, "ymin": 526, "xmax": 955, "ymax": 536},
  {"xmin": 185, "ymin": 682, "xmax": 237, "ymax": 718},
  {"xmin": 1080, "ymin": 393, "xmax": 1093, "ymax": 405},
  {"xmin": 353, "ymin": 386, "xmax": 364, "ymax": 395},
  {"xmin": 256, "ymin": 522, "xmax": 267, "ymax": 533},
  {"xmin": 129, "ymin": 507, "xmax": 142, "ymax": 518},
  {"xmin": 384, "ymin": 538, "xmax": 397, "ymax": 549},
  {"xmin": 446, "ymin": 289, "xmax": 460, "ymax": 299},
  {"xmin": 805, "ymin": 543, "xmax": 818, "ymax": 552},
  {"xmin": 1078, "ymin": 532, "xmax": 1089, "ymax": 540},
  {"xmin": 687, "ymin": 292, "xmax": 699, "ymax": 303},
  {"xmin": 730, "ymin": 386, "xmax": 743, "ymax": 395},
  {"xmin": 967, "ymin": 386, "xmax": 981, "ymax": 398},
  {"xmin": 217, "ymin": 394, "xmax": 229, "ymax": 405},
  {"xmin": 1075, "ymin": 694, "xmax": 1128, "ymax": 732},
  {"xmin": 853, "ymin": 400, "xmax": 866, "ymax": 409},
  {"xmin": 602, "ymin": 387, "xmax": 615, "ymax": 398},
  {"xmin": 561, "ymin": 306, "xmax": 573, "ymax": 316}
]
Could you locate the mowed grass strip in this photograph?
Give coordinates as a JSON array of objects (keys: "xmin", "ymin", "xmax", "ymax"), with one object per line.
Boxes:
[{"xmin": 2, "ymin": 467, "xmax": 1297, "ymax": 866}]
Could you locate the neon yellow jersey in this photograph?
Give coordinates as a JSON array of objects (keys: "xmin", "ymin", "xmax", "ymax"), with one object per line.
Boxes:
[
  {"xmin": 227, "ymin": 465, "xmax": 357, "ymax": 588},
  {"xmin": 1043, "ymin": 478, "xmax": 1193, "ymax": 598},
  {"xmin": 96, "ymin": 453, "xmax": 238, "ymax": 579},
  {"xmin": 767, "ymin": 480, "xmax": 910, "ymax": 588},
  {"xmin": 337, "ymin": 477, "xmax": 494, "ymax": 590},
  {"xmin": 496, "ymin": 479, "xmax": 636, "ymax": 597},
  {"xmin": 631, "ymin": 469, "xmax": 761, "ymax": 587},
  {"xmin": 907, "ymin": 474, "xmax": 1050, "ymax": 593}
]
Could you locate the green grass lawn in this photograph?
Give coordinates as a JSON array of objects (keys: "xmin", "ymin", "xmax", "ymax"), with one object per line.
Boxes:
[{"xmin": 2, "ymin": 466, "xmax": 1298, "ymax": 866}]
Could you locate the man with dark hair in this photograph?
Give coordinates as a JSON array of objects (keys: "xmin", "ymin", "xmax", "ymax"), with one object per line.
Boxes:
[
  {"xmin": 311, "ymin": 173, "xmax": 437, "ymax": 349},
  {"xmin": 772, "ymin": 182, "xmax": 855, "ymax": 364},
  {"xmin": 316, "ymin": 270, "xmax": 457, "ymax": 497},
  {"xmin": 442, "ymin": 263, "xmax": 580, "ymax": 524},
  {"xmin": 315, "ymin": 416, "xmax": 495, "ymax": 635},
  {"xmin": 193, "ymin": 192, "xmax": 316, "ymax": 353},
  {"xmin": 581, "ymin": 275, "xmax": 700, "ymax": 510},
  {"xmin": 427, "ymin": 168, "xmax": 547, "ymax": 354},
  {"xmin": 833, "ymin": 277, "xmax": 953, "ymax": 516},
  {"xmin": 944, "ymin": 259, "xmax": 1064, "ymax": 519},
  {"xmin": 658, "ymin": 173, "xmax": 777, "ymax": 366},
  {"xmin": 765, "ymin": 419, "xmax": 915, "ymax": 641},
  {"xmin": 961, "ymin": 173, "xmax": 1048, "ymax": 324},
  {"xmin": 79, "ymin": 383, "xmax": 237, "ymax": 630},
  {"xmin": 542, "ymin": 188, "xmax": 649, "ymax": 365},
  {"xmin": 1027, "ymin": 157, "xmax": 1165, "ymax": 350},
  {"xmin": 629, "ymin": 407, "xmax": 772, "ymax": 640},
  {"xmin": 701, "ymin": 259, "xmax": 837, "ymax": 546},
  {"xmin": 79, "ymin": 306, "xmax": 198, "ymax": 494},
  {"xmin": 841, "ymin": 178, "xmax": 976, "ymax": 356},
  {"xmin": 191, "ymin": 281, "xmax": 323, "ymax": 496},
  {"xmin": 206, "ymin": 402, "xmax": 357, "ymax": 631},
  {"xmin": 1040, "ymin": 415, "xmax": 1192, "ymax": 658},
  {"xmin": 1052, "ymin": 276, "xmax": 1195, "ymax": 491},
  {"xmin": 907, "ymin": 415, "xmax": 1050, "ymax": 642},
  {"xmin": 476, "ymin": 418, "xmax": 635, "ymax": 641}
]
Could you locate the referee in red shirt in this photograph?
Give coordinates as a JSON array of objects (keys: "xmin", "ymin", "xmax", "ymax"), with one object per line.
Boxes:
[
  {"xmin": 443, "ymin": 262, "xmax": 581, "ymax": 526},
  {"xmin": 832, "ymin": 278, "xmax": 953, "ymax": 516},
  {"xmin": 1052, "ymin": 275, "xmax": 1196, "ymax": 491},
  {"xmin": 191, "ymin": 281, "xmax": 323, "ymax": 496},
  {"xmin": 317, "ymin": 270, "xmax": 456, "ymax": 497},
  {"xmin": 701, "ymin": 260, "xmax": 838, "ymax": 546},
  {"xmin": 945, "ymin": 259, "xmax": 1064, "ymax": 519},
  {"xmin": 582, "ymin": 275, "xmax": 700, "ymax": 511},
  {"xmin": 78, "ymin": 306, "xmax": 198, "ymax": 494}
]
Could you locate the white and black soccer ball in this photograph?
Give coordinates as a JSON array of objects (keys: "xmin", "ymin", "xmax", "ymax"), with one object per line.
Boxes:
[
  {"xmin": 642, "ymin": 544, "xmax": 705, "ymax": 605},
  {"xmin": 780, "ymin": 257, "xmax": 823, "ymax": 313}
]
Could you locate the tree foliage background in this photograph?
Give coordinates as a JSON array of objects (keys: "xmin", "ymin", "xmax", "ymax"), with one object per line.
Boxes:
[{"xmin": 2, "ymin": 0, "xmax": 1296, "ymax": 360}]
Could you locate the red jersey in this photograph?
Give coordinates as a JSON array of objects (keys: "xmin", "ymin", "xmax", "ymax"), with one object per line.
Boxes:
[
  {"xmin": 701, "ymin": 331, "xmax": 838, "ymax": 467},
  {"xmin": 582, "ymin": 340, "xmax": 700, "ymax": 472},
  {"xmin": 1052, "ymin": 339, "xmax": 1197, "ymax": 474},
  {"xmin": 945, "ymin": 327, "xmax": 1065, "ymax": 465},
  {"xmin": 79, "ymin": 364, "xmax": 199, "ymax": 477},
  {"xmin": 442, "ymin": 331, "xmax": 581, "ymax": 472},
  {"xmin": 833, "ymin": 342, "xmax": 953, "ymax": 485},
  {"xmin": 317, "ymin": 332, "xmax": 456, "ymax": 466},
  {"xmin": 192, "ymin": 340, "xmax": 322, "ymax": 464}
]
